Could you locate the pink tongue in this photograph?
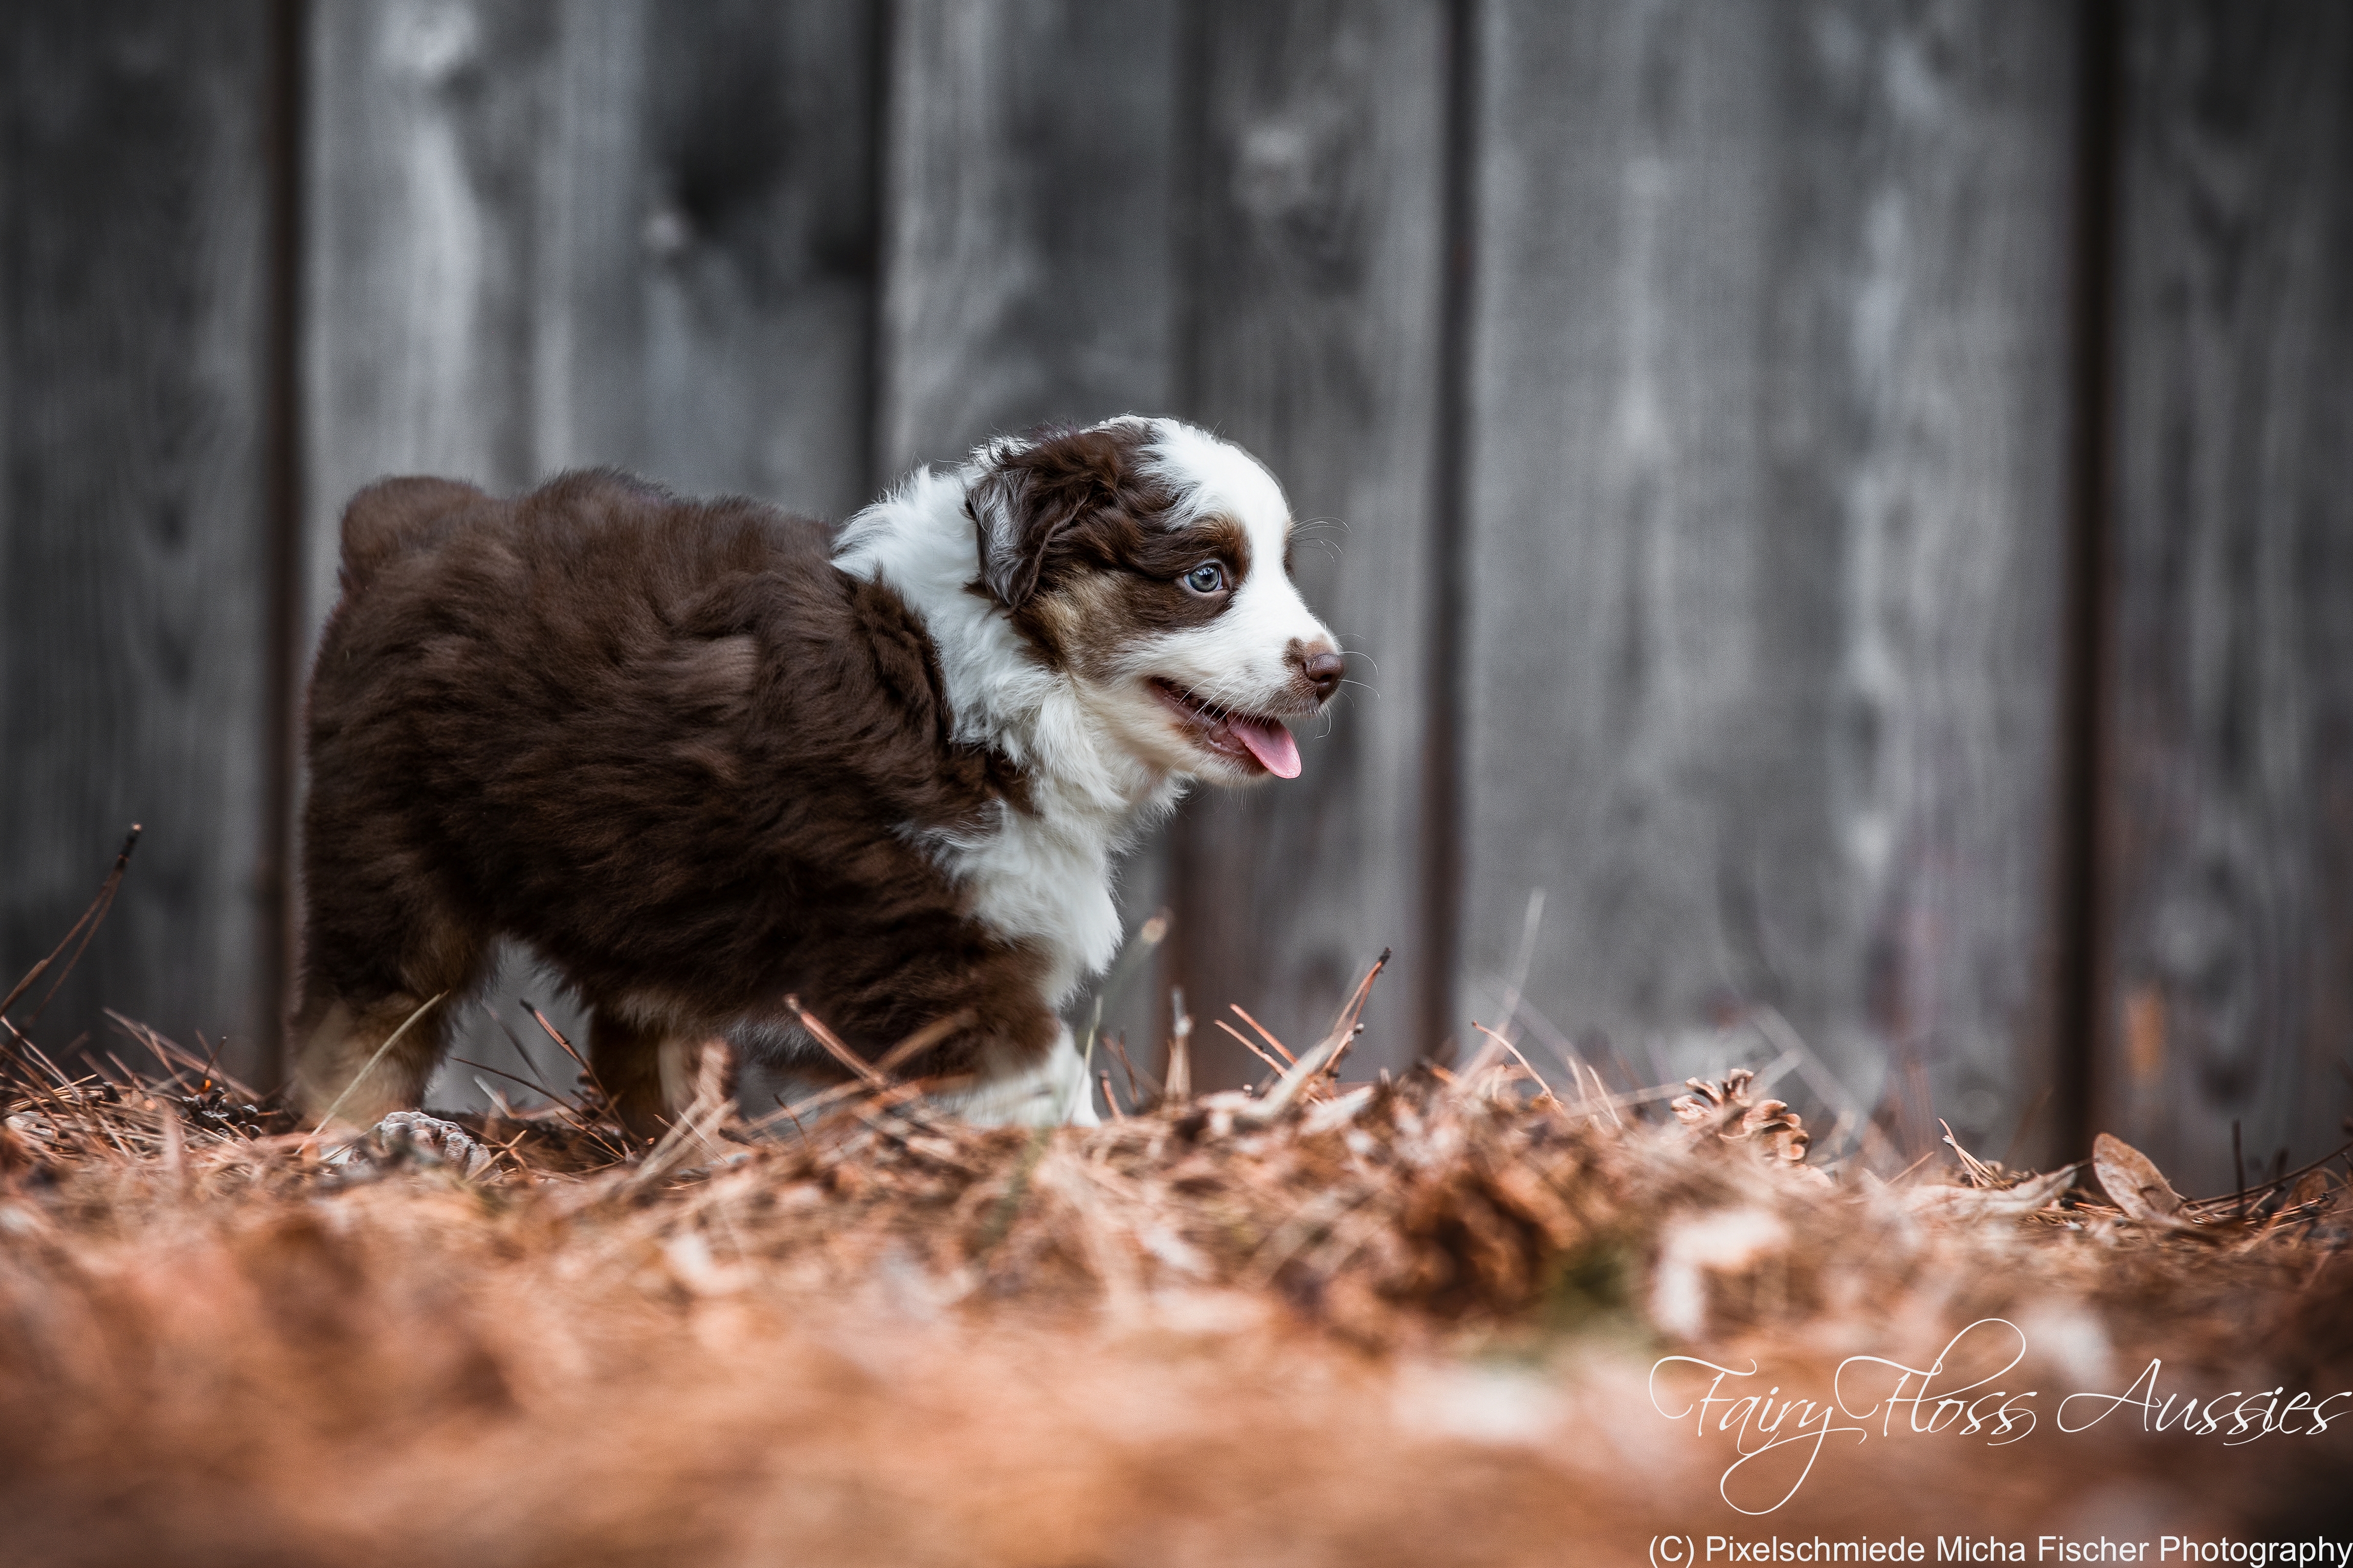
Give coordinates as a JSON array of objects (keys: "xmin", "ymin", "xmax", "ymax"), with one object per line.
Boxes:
[{"xmin": 1231, "ymin": 716, "xmax": 1301, "ymax": 778}]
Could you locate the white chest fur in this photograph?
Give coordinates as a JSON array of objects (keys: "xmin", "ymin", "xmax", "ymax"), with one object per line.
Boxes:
[
  {"xmin": 837, "ymin": 466, "xmax": 1181, "ymax": 1004},
  {"xmin": 928, "ymin": 802, "xmax": 1122, "ymax": 1006}
]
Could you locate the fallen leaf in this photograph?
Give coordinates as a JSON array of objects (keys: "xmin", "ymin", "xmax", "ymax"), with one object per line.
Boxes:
[{"xmin": 2093, "ymin": 1133, "xmax": 2186, "ymax": 1223}]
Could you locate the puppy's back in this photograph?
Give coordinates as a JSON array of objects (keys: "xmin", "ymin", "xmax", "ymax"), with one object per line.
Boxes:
[
  {"xmin": 328, "ymin": 468, "xmax": 825, "ymax": 621},
  {"xmin": 301, "ymin": 468, "xmax": 993, "ymax": 1013},
  {"xmin": 337, "ymin": 476, "xmax": 492, "ymax": 592}
]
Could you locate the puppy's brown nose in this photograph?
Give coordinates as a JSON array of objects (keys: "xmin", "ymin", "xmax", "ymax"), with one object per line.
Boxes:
[{"xmin": 1298, "ymin": 646, "xmax": 1345, "ymax": 703}]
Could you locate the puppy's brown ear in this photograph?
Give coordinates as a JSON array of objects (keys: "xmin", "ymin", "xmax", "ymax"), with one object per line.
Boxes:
[{"xmin": 967, "ymin": 427, "xmax": 1134, "ymax": 609}]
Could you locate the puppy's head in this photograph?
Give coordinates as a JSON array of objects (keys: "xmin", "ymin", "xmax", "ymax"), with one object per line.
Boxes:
[{"xmin": 967, "ymin": 417, "xmax": 1341, "ymax": 782}]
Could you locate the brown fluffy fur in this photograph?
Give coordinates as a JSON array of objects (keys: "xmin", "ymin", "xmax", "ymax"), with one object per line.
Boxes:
[{"xmin": 294, "ymin": 469, "xmax": 1049, "ymax": 1136}]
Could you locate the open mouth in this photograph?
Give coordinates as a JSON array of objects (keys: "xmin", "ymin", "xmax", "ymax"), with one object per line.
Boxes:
[{"xmin": 1147, "ymin": 679, "xmax": 1302, "ymax": 778}]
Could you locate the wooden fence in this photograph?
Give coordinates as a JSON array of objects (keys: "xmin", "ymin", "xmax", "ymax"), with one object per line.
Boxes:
[{"xmin": 3, "ymin": 0, "xmax": 2346, "ymax": 1190}]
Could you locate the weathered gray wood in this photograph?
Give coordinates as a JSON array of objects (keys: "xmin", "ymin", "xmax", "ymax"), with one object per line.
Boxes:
[
  {"xmin": 877, "ymin": 0, "xmax": 1182, "ymax": 1092},
  {"xmin": 1165, "ymin": 0, "xmax": 1448, "ymax": 1085},
  {"xmin": 308, "ymin": 0, "xmax": 879, "ymax": 619},
  {"xmin": 2097, "ymin": 1, "xmax": 2353, "ymax": 1193},
  {"xmin": 305, "ymin": 0, "xmax": 880, "ymax": 1107},
  {"xmin": 306, "ymin": 0, "xmax": 551, "ymax": 619},
  {"xmin": 1458, "ymin": 0, "xmax": 2083, "ymax": 1158},
  {"xmin": 876, "ymin": 0, "xmax": 1180, "ymax": 473},
  {"xmin": 0, "ymin": 3, "xmax": 279, "ymax": 1080},
  {"xmin": 18, "ymin": 0, "xmax": 2346, "ymax": 1160},
  {"xmin": 572, "ymin": 0, "xmax": 881, "ymax": 514}
]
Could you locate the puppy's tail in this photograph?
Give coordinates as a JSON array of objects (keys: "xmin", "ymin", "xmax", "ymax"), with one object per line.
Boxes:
[{"xmin": 338, "ymin": 476, "xmax": 486, "ymax": 592}]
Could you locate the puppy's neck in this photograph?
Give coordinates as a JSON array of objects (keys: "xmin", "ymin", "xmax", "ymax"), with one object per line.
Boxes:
[{"xmin": 833, "ymin": 466, "xmax": 1185, "ymax": 835}]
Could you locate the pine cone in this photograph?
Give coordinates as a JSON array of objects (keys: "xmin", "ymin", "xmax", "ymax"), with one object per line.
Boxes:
[{"xmin": 1671, "ymin": 1068, "xmax": 1813, "ymax": 1166}]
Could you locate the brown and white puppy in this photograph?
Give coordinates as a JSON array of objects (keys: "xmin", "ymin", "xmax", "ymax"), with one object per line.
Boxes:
[{"xmin": 292, "ymin": 416, "xmax": 1342, "ymax": 1137}]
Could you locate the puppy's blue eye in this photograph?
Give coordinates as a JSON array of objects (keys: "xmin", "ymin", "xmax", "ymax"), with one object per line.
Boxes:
[{"xmin": 1183, "ymin": 563, "xmax": 1227, "ymax": 594}]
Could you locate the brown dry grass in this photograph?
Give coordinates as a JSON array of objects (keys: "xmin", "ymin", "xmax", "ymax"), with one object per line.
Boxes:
[{"xmin": 4, "ymin": 997, "xmax": 2351, "ymax": 1566}]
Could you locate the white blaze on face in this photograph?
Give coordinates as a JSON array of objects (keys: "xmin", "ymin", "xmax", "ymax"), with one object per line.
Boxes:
[{"xmin": 1131, "ymin": 421, "xmax": 1336, "ymax": 737}]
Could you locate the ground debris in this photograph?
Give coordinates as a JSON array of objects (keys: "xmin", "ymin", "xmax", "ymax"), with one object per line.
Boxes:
[{"xmin": 2, "ymin": 1027, "xmax": 2348, "ymax": 1564}]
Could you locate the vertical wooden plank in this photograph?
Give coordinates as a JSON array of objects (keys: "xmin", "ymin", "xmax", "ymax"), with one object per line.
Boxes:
[
  {"xmin": 308, "ymin": 0, "xmax": 879, "ymax": 610},
  {"xmin": 876, "ymin": 0, "xmax": 1180, "ymax": 471},
  {"xmin": 1, "ymin": 2, "xmax": 279, "ymax": 1079},
  {"xmin": 876, "ymin": 0, "xmax": 1182, "ymax": 1083},
  {"xmin": 304, "ymin": 0, "xmax": 556, "ymax": 630},
  {"xmin": 2098, "ymin": 1, "xmax": 2353, "ymax": 1193},
  {"xmin": 304, "ymin": 0, "xmax": 880, "ymax": 1108},
  {"xmin": 1167, "ymin": 0, "xmax": 1447, "ymax": 1082},
  {"xmin": 1459, "ymin": 0, "xmax": 2083, "ymax": 1157},
  {"xmin": 548, "ymin": 0, "xmax": 881, "ymax": 514}
]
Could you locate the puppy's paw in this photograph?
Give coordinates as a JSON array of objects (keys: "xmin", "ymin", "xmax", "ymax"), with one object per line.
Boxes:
[
  {"xmin": 348, "ymin": 1111, "xmax": 499, "ymax": 1180},
  {"xmin": 929, "ymin": 1043, "xmax": 1101, "ymax": 1128}
]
